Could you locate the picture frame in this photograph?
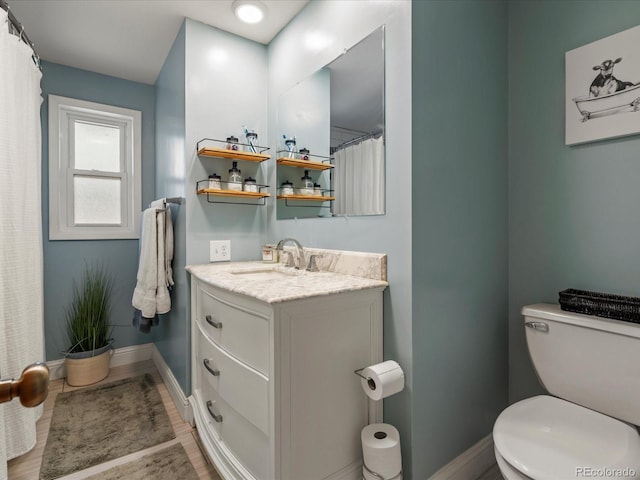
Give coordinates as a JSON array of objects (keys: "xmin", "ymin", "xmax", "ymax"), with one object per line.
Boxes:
[{"xmin": 565, "ymin": 25, "xmax": 640, "ymax": 145}]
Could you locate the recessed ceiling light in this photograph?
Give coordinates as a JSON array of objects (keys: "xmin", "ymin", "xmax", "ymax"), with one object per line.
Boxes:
[{"xmin": 232, "ymin": 0, "xmax": 266, "ymax": 24}]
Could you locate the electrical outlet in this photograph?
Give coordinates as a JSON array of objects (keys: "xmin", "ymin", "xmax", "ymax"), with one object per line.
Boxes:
[{"xmin": 210, "ymin": 240, "xmax": 231, "ymax": 262}]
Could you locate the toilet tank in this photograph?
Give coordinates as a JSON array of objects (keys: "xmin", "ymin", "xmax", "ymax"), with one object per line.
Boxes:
[{"xmin": 524, "ymin": 303, "xmax": 640, "ymax": 426}]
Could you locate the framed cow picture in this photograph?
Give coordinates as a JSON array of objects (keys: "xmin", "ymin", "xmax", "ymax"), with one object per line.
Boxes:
[{"xmin": 566, "ymin": 25, "xmax": 640, "ymax": 145}]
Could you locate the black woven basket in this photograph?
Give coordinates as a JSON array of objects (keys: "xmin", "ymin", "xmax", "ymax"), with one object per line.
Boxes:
[{"xmin": 558, "ymin": 288, "xmax": 640, "ymax": 324}]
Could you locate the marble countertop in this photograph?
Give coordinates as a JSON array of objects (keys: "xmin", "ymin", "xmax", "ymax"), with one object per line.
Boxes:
[{"xmin": 186, "ymin": 261, "xmax": 388, "ymax": 304}]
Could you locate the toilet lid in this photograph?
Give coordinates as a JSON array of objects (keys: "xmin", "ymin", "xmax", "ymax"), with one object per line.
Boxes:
[{"xmin": 494, "ymin": 395, "xmax": 640, "ymax": 480}]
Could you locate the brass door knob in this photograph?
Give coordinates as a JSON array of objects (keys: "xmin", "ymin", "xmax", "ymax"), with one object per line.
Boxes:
[{"xmin": 0, "ymin": 362, "xmax": 49, "ymax": 407}]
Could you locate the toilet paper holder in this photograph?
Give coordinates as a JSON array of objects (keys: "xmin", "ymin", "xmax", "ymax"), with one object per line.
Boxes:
[{"xmin": 354, "ymin": 367, "xmax": 376, "ymax": 390}]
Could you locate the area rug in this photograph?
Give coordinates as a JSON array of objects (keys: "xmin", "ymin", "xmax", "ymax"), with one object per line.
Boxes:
[
  {"xmin": 39, "ymin": 373, "xmax": 175, "ymax": 480},
  {"xmin": 85, "ymin": 443, "xmax": 199, "ymax": 480}
]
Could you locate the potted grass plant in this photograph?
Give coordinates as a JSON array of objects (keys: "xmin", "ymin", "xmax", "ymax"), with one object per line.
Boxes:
[{"xmin": 64, "ymin": 264, "xmax": 115, "ymax": 386}]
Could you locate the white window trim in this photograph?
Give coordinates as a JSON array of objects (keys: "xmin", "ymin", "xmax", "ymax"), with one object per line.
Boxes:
[{"xmin": 49, "ymin": 95, "xmax": 141, "ymax": 240}]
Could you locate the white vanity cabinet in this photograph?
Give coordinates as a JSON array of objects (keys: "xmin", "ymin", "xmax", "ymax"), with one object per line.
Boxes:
[{"xmin": 189, "ymin": 273, "xmax": 384, "ymax": 480}]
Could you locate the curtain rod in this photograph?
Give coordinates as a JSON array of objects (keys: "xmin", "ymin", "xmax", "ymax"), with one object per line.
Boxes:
[
  {"xmin": 0, "ymin": 0, "xmax": 41, "ymax": 70},
  {"xmin": 334, "ymin": 131, "xmax": 383, "ymax": 152}
]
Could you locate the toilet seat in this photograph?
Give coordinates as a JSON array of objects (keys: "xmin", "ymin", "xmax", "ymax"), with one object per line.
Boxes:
[{"xmin": 493, "ymin": 395, "xmax": 640, "ymax": 480}]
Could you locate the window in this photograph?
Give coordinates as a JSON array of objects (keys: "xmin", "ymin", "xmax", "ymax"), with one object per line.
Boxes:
[{"xmin": 49, "ymin": 95, "xmax": 141, "ymax": 240}]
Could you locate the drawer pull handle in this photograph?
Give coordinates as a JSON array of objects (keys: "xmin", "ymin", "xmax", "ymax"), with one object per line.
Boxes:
[
  {"xmin": 205, "ymin": 315, "xmax": 222, "ymax": 329},
  {"xmin": 203, "ymin": 358, "xmax": 220, "ymax": 377},
  {"xmin": 206, "ymin": 400, "xmax": 223, "ymax": 423}
]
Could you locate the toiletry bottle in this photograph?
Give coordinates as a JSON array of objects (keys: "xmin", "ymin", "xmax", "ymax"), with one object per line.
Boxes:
[
  {"xmin": 299, "ymin": 148, "xmax": 310, "ymax": 160},
  {"xmin": 228, "ymin": 161, "xmax": 242, "ymax": 191},
  {"xmin": 243, "ymin": 177, "xmax": 257, "ymax": 192},
  {"xmin": 208, "ymin": 173, "xmax": 221, "ymax": 190},
  {"xmin": 301, "ymin": 170, "xmax": 313, "ymax": 196},
  {"xmin": 262, "ymin": 244, "xmax": 277, "ymax": 263},
  {"xmin": 313, "ymin": 182, "xmax": 322, "ymax": 196},
  {"xmin": 226, "ymin": 136, "xmax": 239, "ymax": 151},
  {"xmin": 281, "ymin": 180, "xmax": 294, "ymax": 196}
]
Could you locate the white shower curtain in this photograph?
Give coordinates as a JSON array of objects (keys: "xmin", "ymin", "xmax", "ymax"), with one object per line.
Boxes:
[
  {"xmin": 333, "ymin": 136, "xmax": 385, "ymax": 216},
  {"xmin": 0, "ymin": 10, "xmax": 44, "ymax": 479}
]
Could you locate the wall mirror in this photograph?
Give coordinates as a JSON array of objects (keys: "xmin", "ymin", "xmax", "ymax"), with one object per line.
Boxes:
[{"xmin": 276, "ymin": 26, "xmax": 385, "ymax": 219}]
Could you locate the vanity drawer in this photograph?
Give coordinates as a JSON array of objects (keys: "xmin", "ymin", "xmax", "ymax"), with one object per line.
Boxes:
[
  {"xmin": 200, "ymin": 386, "xmax": 269, "ymax": 479},
  {"xmin": 196, "ymin": 282, "xmax": 269, "ymax": 375},
  {"xmin": 195, "ymin": 387, "xmax": 269, "ymax": 480},
  {"xmin": 196, "ymin": 323, "xmax": 269, "ymax": 435}
]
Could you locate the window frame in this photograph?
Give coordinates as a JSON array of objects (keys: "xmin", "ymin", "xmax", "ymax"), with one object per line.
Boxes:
[{"xmin": 48, "ymin": 95, "xmax": 141, "ymax": 240}]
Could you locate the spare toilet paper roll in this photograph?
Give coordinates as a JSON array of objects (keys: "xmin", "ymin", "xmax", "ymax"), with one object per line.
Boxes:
[
  {"xmin": 361, "ymin": 360, "xmax": 405, "ymax": 401},
  {"xmin": 362, "ymin": 423, "xmax": 402, "ymax": 479}
]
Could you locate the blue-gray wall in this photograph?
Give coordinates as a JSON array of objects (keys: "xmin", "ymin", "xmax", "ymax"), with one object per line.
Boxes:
[
  {"xmin": 153, "ymin": 23, "xmax": 189, "ymax": 393},
  {"xmin": 508, "ymin": 0, "xmax": 640, "ymax": 402},
  {"xmin": 184, "ymin": 18, "xmax": 268, "ymax": 266},
  {"xmin": 412, "ymin": 1, "xmax": 508, "ymax": 475},
  {"xmin": 40, "ymin": 61, "xmax": 156, "ymax": 360},
  {"xmin": 266, "ymin": 1, "xmax": 414, "ymax": 475},
  {"xmin": 152, "ymin": 19, "xmax": 269, "ymax": 394}
]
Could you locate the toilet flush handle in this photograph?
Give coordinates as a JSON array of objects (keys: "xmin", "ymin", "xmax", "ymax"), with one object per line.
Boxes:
[{"xmin": 525, "ymin": 321, "xmax": 549, "ymax": 333}]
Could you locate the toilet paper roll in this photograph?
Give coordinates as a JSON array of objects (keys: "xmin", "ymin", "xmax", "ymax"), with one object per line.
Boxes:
[
  {"xmin": 362, "ymin": 423, "xmax": 402, "ymax": 479},
  {"xmin": 361, "ymin": 360, "xmax": 405, "ymax": 401}
]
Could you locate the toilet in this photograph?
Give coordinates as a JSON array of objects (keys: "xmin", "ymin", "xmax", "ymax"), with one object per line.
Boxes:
[{"xmin": 493, "ymin": 303, "xmax": 640, "ymax": 480}]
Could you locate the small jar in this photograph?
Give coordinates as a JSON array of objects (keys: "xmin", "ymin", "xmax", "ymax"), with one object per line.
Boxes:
[
  {"xmin": 226, "ymin": 136, "xmax": 239, "ymax": 151},
  {"xmin": 285, "ymin": 138, "xmax": 297, "ymax": 158},
  {"xmin": 313, "ymin": 182, "xmax": 322, "ymax": 196},
  {"xmin": 245, "ymin": 131, "xmax": 258, "ymax": 152},
  {"xmin": 281, "ymin": 180, "xmax": 294, "ymax": 196},
  {"xmin": 208, "ymin": 173, "xmax": 221, "ymax": 190},
  {"xmin": 262, "ymin": 244, "xmax": 278, "ymax": 263},
  {"xmin": 228, "ymin": 161, "xmax": 243, "ymax": 191},
  {"xmin": 243, "ymin": 177, "xmax": 258, "ymax": 193},
  {"xmin": 300, "ymin": 170, "xmax": 314, "ymax": 196},
  {"xmin": 299, "ymin": 148, "xmax": 310, "ymax": 160}
]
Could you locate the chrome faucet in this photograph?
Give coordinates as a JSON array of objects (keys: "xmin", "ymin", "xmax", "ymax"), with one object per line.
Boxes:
[{"xmin": 276, "ymin": 238, "xmax": 306, "ymax": 270}]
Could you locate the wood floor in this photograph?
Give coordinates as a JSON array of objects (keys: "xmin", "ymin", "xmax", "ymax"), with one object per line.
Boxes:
[
  {"xmin": 477, "ymin": 463, "xmax": 503, "ymax": 480},
  {"xmin": 7, "ymin": 359, "xmax": 504, "ymax": 480},
  {"xmin": 7, "ymin": 360, "xmax": 222, "ymax": 480}
]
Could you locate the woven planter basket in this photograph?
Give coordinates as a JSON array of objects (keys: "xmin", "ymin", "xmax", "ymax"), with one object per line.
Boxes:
[{"xmin": 65, "ymin": 341, "xmax": 113, "ymax": 386}]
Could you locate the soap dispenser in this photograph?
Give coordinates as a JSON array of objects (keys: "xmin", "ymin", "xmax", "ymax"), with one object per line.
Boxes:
[{"xmin": 228, "ymin": 161, "xmax": 242, "ymax": 191}]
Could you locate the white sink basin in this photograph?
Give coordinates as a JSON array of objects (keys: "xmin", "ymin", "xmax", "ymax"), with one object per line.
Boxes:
[{"xmin": 230, "ymin": 268, "xmax": 299, "ymax": 281}]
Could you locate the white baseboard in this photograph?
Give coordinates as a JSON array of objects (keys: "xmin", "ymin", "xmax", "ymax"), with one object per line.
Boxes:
[
  {"xmin": 47, "ymin": 343, "xmax": 154, "ymax": 381},
  {"xmin": 428, "ymin": 434, "xmax": 495, "ymax": 480},
  {"xmin": 46, "ymin": 342, "xmax": 192, "ymax": 424},
  {"xmin": 152, "ymin": 344, "xmax": 193, "ymax": 425}
]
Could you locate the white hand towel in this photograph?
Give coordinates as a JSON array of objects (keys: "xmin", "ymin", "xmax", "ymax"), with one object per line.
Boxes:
[
  {"xmin": 155, "ymin": 209, "xmax": 171, "ymax": 314},
  {"xmin": 164, "ymin": 207, "xmax": 174, "ymax": 287},
  {"xmin": 150, "ymin": 198, "xmax": 165, "ymax": 208},
  {"xmin": 132, "ymin": 208, "xmax": 159, "ymax": 318},
  {"xmin": 148, "ymin": 198, "xmax": 174, "ymax": 287}
]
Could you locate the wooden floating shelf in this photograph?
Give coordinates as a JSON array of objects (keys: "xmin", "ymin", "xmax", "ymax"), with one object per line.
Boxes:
[
  {"xmin": 276, "ymin": 157, "xmax": 333, "ymax": 171},
  {"xmin": 277, "ymin": 194, "xmax": 335, "ymax": 202},
  {"xmin": 198, "ymin": 147, "xmax": 270, "ymax": 162},
  {"xmin": 198, "ymin": 189, "xmax": 270, "ymax": 199}
]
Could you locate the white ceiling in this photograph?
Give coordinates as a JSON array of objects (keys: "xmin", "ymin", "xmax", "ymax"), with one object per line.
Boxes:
[{"xmin": 8, "ymin": 0, "xmax": 310, "ymax": 85}]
